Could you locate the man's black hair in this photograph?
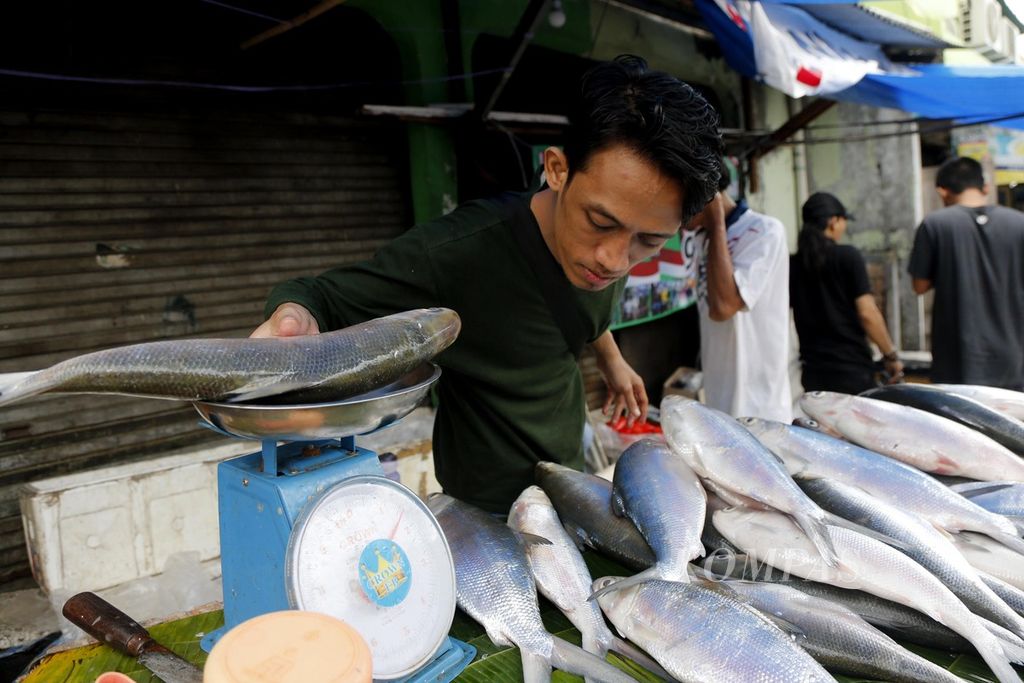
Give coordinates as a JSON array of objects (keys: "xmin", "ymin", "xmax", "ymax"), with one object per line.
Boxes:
[
  {"xmin": 936, "ymin": 157, "xmax": 985, "ymax": 194},
  {"xmin": 564, "ymin": 55, "xmax": 722, "ymax": 222}
]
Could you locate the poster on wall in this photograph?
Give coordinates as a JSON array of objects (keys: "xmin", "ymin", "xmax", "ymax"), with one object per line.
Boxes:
[{"xmin": 611, "ymin": 230, "xmax": 699, "ymax": 330}]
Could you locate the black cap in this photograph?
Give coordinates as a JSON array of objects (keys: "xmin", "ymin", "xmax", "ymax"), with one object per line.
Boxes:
[{"xmin": 802, "ymin": 192, "xmax": 854, "ymax": 224}]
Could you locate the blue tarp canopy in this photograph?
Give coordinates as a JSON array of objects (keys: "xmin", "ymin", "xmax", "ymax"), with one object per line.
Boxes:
[
  {"xmin": 850, "ymin": 65, "xmax": 1024, "ymax": 127},
  {"xmin": 695, "ymin": 0, "xmax": 1024, "ymax": 129}
]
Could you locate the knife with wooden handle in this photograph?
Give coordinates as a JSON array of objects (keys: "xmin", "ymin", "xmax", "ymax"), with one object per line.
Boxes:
[{"xmin": 63, "ymin": 592, "xmax": 204, "ymax": 683}]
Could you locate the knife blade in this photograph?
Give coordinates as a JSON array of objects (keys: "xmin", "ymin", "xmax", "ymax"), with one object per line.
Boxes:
[{"xmin": 62, "ymin": 592, "xmax": 204, "ymax": 683}]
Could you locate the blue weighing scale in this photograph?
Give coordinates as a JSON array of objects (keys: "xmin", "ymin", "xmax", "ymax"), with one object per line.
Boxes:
[{"xmin": 193, "ymin": 363, "xmax": 475, "ymax": 682}]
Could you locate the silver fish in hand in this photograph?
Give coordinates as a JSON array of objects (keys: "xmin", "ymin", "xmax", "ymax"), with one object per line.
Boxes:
[{"xmin": 0, "ymin": 308, "xmax": 460, "ymax": 405}]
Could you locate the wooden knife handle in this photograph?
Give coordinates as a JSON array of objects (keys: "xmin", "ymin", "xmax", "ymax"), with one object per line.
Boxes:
[{"xmin": 63, "ymin": 592, "xmax": 154, "ymax": 657}]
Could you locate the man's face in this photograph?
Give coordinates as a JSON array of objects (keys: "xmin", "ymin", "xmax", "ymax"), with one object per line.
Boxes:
[{"xmin": 547, "ymin": 145, "xmax": 685, "ymax": 291}]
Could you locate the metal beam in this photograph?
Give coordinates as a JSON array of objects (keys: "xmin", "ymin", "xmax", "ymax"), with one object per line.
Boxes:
[
  {"xmin": 479, "ymin": 0, "xmax": 551, "ymax": 121},
  {"xmin": 240, "ymin": 0, "xmax": 346, "ymax": 50},
  {"xmin": 752, "ymin": 98, "xmax": 837, "ymax": 158}
]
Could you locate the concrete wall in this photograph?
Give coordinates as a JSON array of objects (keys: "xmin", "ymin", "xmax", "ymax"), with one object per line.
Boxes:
[
  {"xmin": 746, "ymin": 86, "xmax": 800, "ymax": 249},
  {"xmin": 803, "ymin": 102, "xmax": 926, "ymax": 350}
]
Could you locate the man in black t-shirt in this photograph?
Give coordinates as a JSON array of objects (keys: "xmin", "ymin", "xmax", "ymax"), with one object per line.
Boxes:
[
  {"xmin": 248, "ymin": 57, "xmax": 723, "ymax": 513},
  {"xmin": 909, "ymin": 157, "xmax": 1024, "ymax": 389}
]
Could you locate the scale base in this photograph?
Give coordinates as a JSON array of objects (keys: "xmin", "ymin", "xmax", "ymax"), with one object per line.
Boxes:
[{"xmin": 386, "ymin": 636, "xmax": 475, "ymax": 683}]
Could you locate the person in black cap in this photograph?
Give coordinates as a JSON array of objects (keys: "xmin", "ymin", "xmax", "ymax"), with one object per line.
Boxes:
[{"xmin": 790, "ymin": 191, "xmax": 903, "ymax": 394}]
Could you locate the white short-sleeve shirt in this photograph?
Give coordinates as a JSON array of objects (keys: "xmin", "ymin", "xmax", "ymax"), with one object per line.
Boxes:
[{"xmin": 694, "ymin": 206, "xmax": 792, "ymax": 421}]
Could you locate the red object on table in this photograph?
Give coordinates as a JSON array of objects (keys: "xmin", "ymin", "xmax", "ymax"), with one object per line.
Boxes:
[{"xmin": 609, "ymin": 417, "xmax": 662, "ymax": 434}]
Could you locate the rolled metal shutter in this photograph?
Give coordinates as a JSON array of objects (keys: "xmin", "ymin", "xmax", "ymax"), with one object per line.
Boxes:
[{"xmin": 0, "ymin": 107, "xmax": 409, "ymax": 586}]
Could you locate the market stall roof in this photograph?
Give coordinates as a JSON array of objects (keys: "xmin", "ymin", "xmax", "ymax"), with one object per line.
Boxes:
[
  {"xmin": 757, "ymin": 0, "xmax": 949, "ymax": 48},
  {"xmin": 845, "ymin": 64, "xmax": 1024, "ymax": 127},
  {"xmin": 696, "ymin": 0, "xmax": 1024, "ymax": 129}
]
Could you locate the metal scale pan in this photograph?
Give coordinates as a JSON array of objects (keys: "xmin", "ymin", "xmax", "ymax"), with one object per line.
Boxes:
[
  {"xmin": 193, "ymin": 362, "xmax": 441, "ymax": 441},
  {"xmin": 194, "ymin": 363, "xmax": 474, "ymax": 681}
]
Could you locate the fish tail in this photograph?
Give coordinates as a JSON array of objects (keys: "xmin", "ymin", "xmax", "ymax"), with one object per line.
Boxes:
[
  {"xmin": 0, "ymin": 371, "xmax": 44, "ymax": 407},
  {"xmin": 521, "ymin": 650, "xmax": 552, "ymax": 683},
  {"xmin": 581, "ymin": 629, "xmax": 605, "ymax": 683},
  {"xmin": 609, "ymin": 635, "xmax": 674, "ymax": 681},
  {"xmin": 992, "ymin": 531, "xmax": 1024, "ymax": 557},
  {"xmin": 550, "ymin": 636, "xmax": 639, "ymax": 683},
  {"xmin": 588, "ymin": 567, "xmax": 663, "ymax": 602},
  {"xmin": 970, "ymin": 619, "xmax": 1024, "ymax": 683},
  {"xmin": 793, "ymin": 507, "xmax": 839, "ymax": 567},
  {"xmin": 984, "ymin": 619, "xmax": 1024, "ymax": 663}
]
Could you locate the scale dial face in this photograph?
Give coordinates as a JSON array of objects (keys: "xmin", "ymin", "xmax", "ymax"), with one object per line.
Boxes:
[{"xmin": 285, "ymin": 475, "xmax": 457, "ymax": 680}]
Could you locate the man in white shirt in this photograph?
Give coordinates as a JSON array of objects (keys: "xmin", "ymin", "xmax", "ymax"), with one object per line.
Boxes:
[{"xmin": 687, "ymin": 167, "xmax": 792, "ymax": 421}]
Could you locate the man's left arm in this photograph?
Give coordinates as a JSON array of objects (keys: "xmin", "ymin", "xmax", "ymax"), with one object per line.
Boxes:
[{"xmin": 590, "ymin": 330, "xmax": 649, "ymax": 427}]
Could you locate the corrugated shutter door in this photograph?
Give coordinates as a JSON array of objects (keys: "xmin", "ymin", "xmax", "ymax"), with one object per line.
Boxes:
[{"xmin": 0, "ymin": 108, "xmax": 409, "ymax": 586}]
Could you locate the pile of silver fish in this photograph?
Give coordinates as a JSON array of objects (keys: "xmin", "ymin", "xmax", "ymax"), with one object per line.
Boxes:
[
  {"xmin": 0, "ymin": 308, "xmax": 460, "ymax": 405},
  {"xmin": 436, "ymin": 384, "xmax": 1024, "ymax": 682}
]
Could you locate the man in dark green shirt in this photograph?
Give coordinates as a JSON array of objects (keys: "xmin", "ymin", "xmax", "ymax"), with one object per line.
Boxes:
[{"xmin": 252, "ymin": 56, "xmax": 722, "ymax": 513}]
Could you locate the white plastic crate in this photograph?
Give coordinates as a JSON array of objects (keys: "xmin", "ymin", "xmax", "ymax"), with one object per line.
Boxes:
[{"xmin": 19, "ymin": 441, "xmax": 250, "ymax": 594}]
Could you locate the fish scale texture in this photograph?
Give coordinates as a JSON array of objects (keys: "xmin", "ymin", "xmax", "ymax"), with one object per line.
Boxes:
[
  {"xmin": 613, "ymin": 440, "xmax": 705, "ymax": 572},
  {"xmin": 431, "ymin": 498, "xmax": 553, "ymax": 659},
  {"xmin": 603, "ymin": 580, "xmax": 833, "ymax": 682},
  {"xmin": 509, "ymin": 488, "xmax": 609, "ymax": 644},
  {"xmin": 731, "ymin": 582, "xmax": 963, "ymax": 683}
]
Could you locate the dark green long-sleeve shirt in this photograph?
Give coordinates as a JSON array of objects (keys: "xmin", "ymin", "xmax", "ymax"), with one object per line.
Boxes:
[{"xmin": 265, "ymin": 192, "xmax": 623, "ymax": 513}]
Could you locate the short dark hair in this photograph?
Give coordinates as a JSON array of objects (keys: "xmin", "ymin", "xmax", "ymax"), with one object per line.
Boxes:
[
  {"xmin": 564, "ymin": 55, "xmax": 722, "ymax": 222},
  {"xmin": 936, "ymin": 157, "xmax": 985, "ymax": 194}
]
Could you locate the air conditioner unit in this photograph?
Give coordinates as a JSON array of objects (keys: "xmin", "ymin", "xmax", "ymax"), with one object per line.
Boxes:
[
  {"xmin": 961, "ymin": 0, "xmax": 1013, "ymax": 61},
  {"xmin": 999, "ymin": 16, "xmax": 1019, "ymax": 63}
]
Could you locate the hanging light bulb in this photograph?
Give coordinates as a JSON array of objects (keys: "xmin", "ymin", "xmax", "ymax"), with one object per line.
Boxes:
[{"xmin": 548, "ymin": 0, "xmax": 566, "ymax": 28}]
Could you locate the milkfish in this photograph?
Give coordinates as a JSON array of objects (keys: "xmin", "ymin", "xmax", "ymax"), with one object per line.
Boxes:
[
  {"xmin": 742, "ymin": 418, "xmax": 1024, "ymax": 556},
  {"xmin": 951, "ymin": 531, "xmax": 1024, "ymax": 592},
  {"xmin": 934, "ymin": 384, "xmax": 1024, "ymax": 422},
  {"xmin": 980, "ymin": 571, "xmax": 1024, "ymax": 619},
  {"xmin": 765, "ymin": 578, "xmax": 974, "ymax": 654},
  {"xmin": 703, "ymin": 552, "xmax": 1022, "ymax": 656},
  {"xmin": 800, "ymin": 477, "xmax": 1024, "ymax": 639},
  {"xmin": 534, "ymin": 461, "xmax": 655, "ymax": 572},
  {"xmin": 800, "ymin": 391, "xmax": 1024, "ymax": 482},
  {"xmin": 427, "ymin": 494, "xmax": 638, "ymax": 683},
  {"xmin": 594, "ymin": 577, "xmax": 835, "ymax": 683},
  {"xmin": 590, "ymin": 439, "xmax": 707, "ymax": 600},
  {"xmin": 724, "ymin": 580, "xmax": 964, "ymax": 683},
  {"xmin": 954, "ymin": 481, "xmax": 1024, "ymax": 528},
  {"xmin": 660, "ymin": 396, "xmax": 838, "ymax": 566},
  {"xmin": 864, "ymin": 383, "xmax": 1024, "ymax": 456},
  {"xmin": 0, "ymin": 308, "xmax": 460, "ymax": 406},
  {"xmin": 714, "ymin": 507, "xmax": 1024, "ymax": 683},
  {"xmin": 507, "ymin": 486, "xmax": 670, "ymax": 682}
]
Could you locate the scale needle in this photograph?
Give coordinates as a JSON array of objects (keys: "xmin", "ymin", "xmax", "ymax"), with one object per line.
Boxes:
[{"xmin": 389, "ymin": 510, "xmax": 404, "ymax": 540}]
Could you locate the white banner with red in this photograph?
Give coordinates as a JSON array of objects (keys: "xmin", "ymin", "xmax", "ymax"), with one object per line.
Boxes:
[{"xmin": 710, "ymin": 0, "xmax": 894, "ymax": 98}]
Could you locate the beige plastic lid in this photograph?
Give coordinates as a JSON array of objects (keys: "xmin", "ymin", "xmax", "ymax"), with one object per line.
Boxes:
[{"xmin": 204, "ymin": 610, "xmax": 372, "ymax": 683}]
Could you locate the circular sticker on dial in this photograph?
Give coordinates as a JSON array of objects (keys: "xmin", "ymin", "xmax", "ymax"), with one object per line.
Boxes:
[{"xmin": 358, "ymin": 539, "xmax": 412, "ymax": 607}]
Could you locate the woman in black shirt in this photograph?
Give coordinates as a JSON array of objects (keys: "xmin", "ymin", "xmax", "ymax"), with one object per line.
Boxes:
[{"xmin": 790, "ymin": 192, "xmax": 904, "ymax": 394}]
